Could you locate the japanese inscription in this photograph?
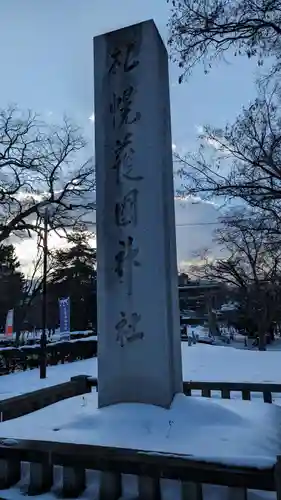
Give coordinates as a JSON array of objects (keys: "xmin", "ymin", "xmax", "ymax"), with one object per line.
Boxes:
[
  {"xmin": 108, "ymin": 42, "xmax": 142, "ymax": 186},
  {"xmin": 108, "ymin": 37, "xmax": 144, "ymax": 345},
  {"xmin": 114, "ymin": 236, "xmax": 140, "ymax": 296},
  {"xmin": 115, "ymin": 311, "xmax": 144, "ymax": 347}
]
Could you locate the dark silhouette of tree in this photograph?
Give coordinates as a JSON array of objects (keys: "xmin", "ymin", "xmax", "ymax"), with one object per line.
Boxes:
[
  {"xmin": 0, "ymin": 244, "xmax": 24, "ymax": 330},
  {"xmin": 168, "ymin": 0, "xmax": 281, "ymax": 81},
  {"xmin": 176, "ymin": 83, "xmax": 281, "ymax": 232},
  {"xmin": 192, "ymin": 211, "xmax": 281, "ymax": 349},
  {"xmin": 13, "ymin": 248, "xmax": 55, "ymax": 343},
  {"xmin": 47, "ymin": 231, "xmax": 97, "ymax": 332},
  {"xmin": 168, "ymin": 0, "xmax": 281, "ymax": 344}
]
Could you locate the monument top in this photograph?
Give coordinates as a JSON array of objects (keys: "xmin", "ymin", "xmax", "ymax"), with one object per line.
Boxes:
[{"xmin": 94, "ymin": 19, "xmax": 167, "ymax": 50}]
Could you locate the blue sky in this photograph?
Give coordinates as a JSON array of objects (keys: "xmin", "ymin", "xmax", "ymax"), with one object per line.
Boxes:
[{"xmin": 0, "ymin": 0, "xmax": 260, "ymax": 269}]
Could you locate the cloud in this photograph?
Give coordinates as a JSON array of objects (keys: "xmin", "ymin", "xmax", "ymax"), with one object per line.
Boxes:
[
  {"xmin": 89, "ymin": 112, "xmax": 95, "ymax": 122},
  {"xmin": 195, "ymin": 125, "xmax": 204, "ymax": 134},
  {"xmin": 172, "ymin": 143, "xmax": 177, "ymax": 151},
  {"xmin": 15, "ymin": 230, "xmax": 97, "ymax": 276},
  {"xmin": 14, "ymin": 238, "xmax": 38, "ymax": 272},
  {"xmin": 174, "ymin": 198, "xmax": 221, "ymax": 269},
  {"xmin": 174, "ymin": 194, "xmax": 218, "ymax": 207},
  {"xmin": 14, "ymin": 231, "xmax": 70, "ymax": 275},
  {"xmin": 205, "ymin": 136, "xmax": 221, "ymax": 149},
  {"xmin": 13, "ymin": 188, "xmax": 221, "ymax": 276},
  {"xmin": 14, "ymin": 192, "xmax": 43, "ymax": 202},
  {"xmin": 195, "ymin": 124, "xmax": 226, "ymax": 151}
]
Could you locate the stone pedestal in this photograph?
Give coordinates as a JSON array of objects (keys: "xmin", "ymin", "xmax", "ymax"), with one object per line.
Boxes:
[{"xmin": 94, "ymin": 20, "xmax": 183, "ymax": 408}]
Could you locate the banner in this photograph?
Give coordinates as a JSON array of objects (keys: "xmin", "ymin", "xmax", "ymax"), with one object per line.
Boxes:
[
  {"xmin": 5, "ymin": 309, "xmax": 13, "ymax": 337},
  {"xmin": 59, "ymin": 297, "xmax": 70, "ymax": 341}
]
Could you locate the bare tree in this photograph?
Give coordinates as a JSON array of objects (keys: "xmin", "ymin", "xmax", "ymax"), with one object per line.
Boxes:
[
  {"xmin": 167, "ymin": 0, "xmax": 281, "ymax": 81},
  {"xmin": 175, "ymin": 83, "xmax": 281, "ymax": 232},
  {"xmin": 192, "ymin": 211, "xmax": 281, "ymax": 349},
  {"xmin": 0, "ymin": 106, "xmax": 95, "ymax": 244}
]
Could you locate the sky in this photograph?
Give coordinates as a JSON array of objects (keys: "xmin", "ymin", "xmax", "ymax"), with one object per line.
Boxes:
[{"xmin": 0, "ymin": 0, "xmax": 261, "ymax": 272}]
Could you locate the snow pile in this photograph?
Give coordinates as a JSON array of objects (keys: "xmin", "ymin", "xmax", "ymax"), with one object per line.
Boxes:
[{"xmin": 0, "ymin": 391, "xmax": 281, "ymax": 468}]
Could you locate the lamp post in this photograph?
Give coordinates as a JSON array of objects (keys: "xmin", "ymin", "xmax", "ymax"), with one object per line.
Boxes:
[{"xmin": 40, "ymin": 207, "xmax": 48, "ymax": 379}]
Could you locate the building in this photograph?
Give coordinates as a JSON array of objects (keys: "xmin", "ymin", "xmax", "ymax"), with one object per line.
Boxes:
[{"xmin": 178, "ymin": 276, "xmax": 225, "ymax": 327}]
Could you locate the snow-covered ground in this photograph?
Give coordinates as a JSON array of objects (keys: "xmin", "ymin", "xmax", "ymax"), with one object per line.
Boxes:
[
  {"xmin": 1, "ymin": 343, "xmax": 281, "ymax": 465},
  {"xmin": 0, "ymin": 343, "xmax": 280, "ymax": 499},
  {"xmin": 184, "ymin": 343, "xmax": 281, "ymax": 383},
  {"xmin": 0, "ymin": 342, "xmax": 280, "ymax": 401},
  {"xmin": 0, "ymin": 357, "xmax": 98, "ymax": 400}
]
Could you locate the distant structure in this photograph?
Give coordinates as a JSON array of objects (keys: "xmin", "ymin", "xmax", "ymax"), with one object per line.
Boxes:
[{"xmin": 179, "ymin": 280, "xmax": 225, "ymax": 326}]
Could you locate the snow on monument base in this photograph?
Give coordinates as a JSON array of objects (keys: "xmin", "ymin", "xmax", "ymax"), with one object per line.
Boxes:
[
  {"xmin": 1, "ymin": 392, "xmax": 281, "ymax": 470},
  {"xmin": 94, "ymin": 20, "xmax": 182, "ymax": 408}
]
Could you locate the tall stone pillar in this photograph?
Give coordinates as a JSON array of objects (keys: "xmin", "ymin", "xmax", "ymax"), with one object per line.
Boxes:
[{"xmin": 94, "ymin": 20, "xmax": 183, "ymax": 408}]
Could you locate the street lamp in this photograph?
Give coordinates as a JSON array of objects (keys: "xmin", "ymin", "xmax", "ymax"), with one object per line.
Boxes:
[{"xmin": 40, "ymin": 207, "xmax": 49, "ymax": 379}]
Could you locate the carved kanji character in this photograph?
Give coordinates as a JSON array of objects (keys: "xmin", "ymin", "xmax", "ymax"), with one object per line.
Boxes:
[
  {"xmin": 115, "ymin": 189, "xmax": 138, "ymax": 227},
  {"xmin": 108, "ymin": 42, "xmax": 139, "ymax": 75},
  {"xmin": 115, "ymin": 311, "xmax": 144, "ymax": 347},
  {"xmin": 114, "ymin": 236, "xmax": 141, "ymax": 295},
  {"xmin": 109, "ymin": 87, "xmax": 141, "ymax": 129}
]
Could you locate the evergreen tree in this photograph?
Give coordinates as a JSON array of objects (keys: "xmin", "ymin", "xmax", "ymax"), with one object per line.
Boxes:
[
  {"xmin": 48, "ymin": 231, "xmax": 97, "ymax": 332},
  {"xmin": 0, "ymin": 244, "xmax": 24, "ymax": 330}
]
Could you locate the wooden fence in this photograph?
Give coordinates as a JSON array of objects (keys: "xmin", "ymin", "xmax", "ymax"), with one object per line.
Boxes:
[
  {"xmin": 0, "ymin": 378, "xmax": 280, "ymax": 497},
  {"xmin": 0, "ymin": 375, "xmax": 91, "ymax": 422},
  {"xmin": 0, "ymin": 438, "xmax": 279, "ymax": 499},
  {"xmin": 183, "ymin": 380, "xmax": 281, "ymax": 404},
  {"xmin": 88, "ymin": 377, "xmax": 281, "ymax": 404}
]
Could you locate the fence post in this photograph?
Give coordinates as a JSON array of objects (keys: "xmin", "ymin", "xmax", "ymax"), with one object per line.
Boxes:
[
  {"xmin": 26, "ymin": 462, "xmax": 53, "ymax": 495},
  {"xmin": 202, "ymin": 388, "xmax": 211, "ymax": 398},
  {"xmin": 221, "ymin": 389, "xmax": 231, "ymax": 399},
  {"xmin": 263, "ymin": 391, "xmax": 272, "ymax": 404},
  {"xmin": 138, "ymin": 476, "xmax": 161, "ymax": 500},
  {"xmin": 181, "ymin": 482, "xmax": 203, "ymax": 500},
  {"xmin": 242, "ymin": 390, "xmax": 251, "ymax": 401},
  {"xmin": 0, "ymin": 458, "xmax": 21, "ymax": 488},
  {"xmin": 99, "ymin": 471, "xmax": 122, "ymax": 500},
  {"xmin": 227, "ymin": 487, "xmax": 247, "ymax": 499},
  {"xmin": 70, "ymin": 375, "xmax": 92, "ymax": 394},
  {"xmin": 275, "ymin": 456, "xmax": 281, "ymax": 500},
  {"xmin": 61, "ymin": 465, "xmax": 86, "ymax": 497}
]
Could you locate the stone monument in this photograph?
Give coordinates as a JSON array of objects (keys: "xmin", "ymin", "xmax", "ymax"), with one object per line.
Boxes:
[{"xmin": 94, "ymin": 20, "xmax": 183, "ymax": 408}]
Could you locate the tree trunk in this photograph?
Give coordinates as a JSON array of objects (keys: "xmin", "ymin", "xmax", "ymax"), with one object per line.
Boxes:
[
  {"xmin": 14, "ymin": 306, "xmax": 28, "ymax": 347},
  {"xmin": 15, "ymin": 330, "xmax": 21, "ymax": 348},
  {"xmin": 258, "ymin": 323, "xmax": 266, "ymax": 351},
  {"xmin": 269, "ymin": 325, "xmax": 275, "ymax": 342},
  {"xmin": 258, "ymin": 335, "xmax": 266, "ymax": 351}
]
